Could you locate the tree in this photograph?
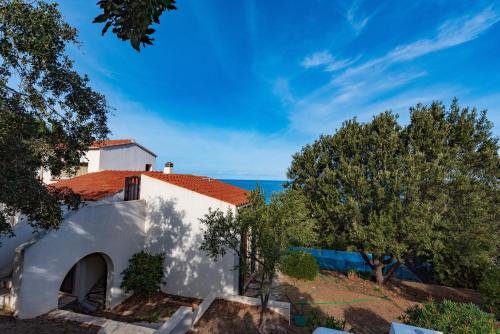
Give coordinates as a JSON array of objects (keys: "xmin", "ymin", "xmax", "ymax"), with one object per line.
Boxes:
[
  {"xmin": 199, "ymin": 188, "xmax": 312, "ymax": 332},
  {"xmin": 405, "ymin": 100, "xmax": 499, "ymax": 287},
  {"xmin": 93, "ymin": 0, "xmax": 177, "ymax": 51},
  {"xmin": 287, "ymin": 101, "xmax": 499, "ymax": 287},
  {"xmin": 0, "ymin": 0, "xmax": 109, "ymax": 237},
  {"xmin": 289, "ymin": 112, "xmax": 428, "ymax": 285}
]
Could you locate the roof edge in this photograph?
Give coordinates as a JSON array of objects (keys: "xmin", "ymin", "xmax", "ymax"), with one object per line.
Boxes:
[{"xmin": 90, "ymin": 140, "xmax": 158, "ymax": 157}]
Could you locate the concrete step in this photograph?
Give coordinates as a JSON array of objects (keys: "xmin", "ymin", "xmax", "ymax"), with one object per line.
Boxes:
[{"xmin": 0, "ymin": 287, "xmax": 12, "ymax": 310}]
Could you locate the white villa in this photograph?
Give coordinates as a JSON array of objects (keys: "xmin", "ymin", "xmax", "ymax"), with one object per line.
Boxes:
[
  {"xmin": 0, "ymin": 140, "xmax": 249, "ymax": 319},
  {"xmin": 40, "ymin": 139, "xmax": 158, "ymax": 184}
]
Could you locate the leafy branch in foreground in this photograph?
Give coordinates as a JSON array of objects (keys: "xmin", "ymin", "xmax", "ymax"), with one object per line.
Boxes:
[
  {"xmin": 94, "ymin": 0, "xmax": 177, "ymax": 51},
  {"xmin": 0, "ymin": 0, "xmax": 109, "ymax": 236}
]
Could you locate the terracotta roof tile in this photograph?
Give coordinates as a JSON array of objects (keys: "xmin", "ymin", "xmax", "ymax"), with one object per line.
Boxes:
[
  {"xmin": 144, "ymin": 173, "xmax": 250, "ymax": 206},
  {"xmin": 51, "ymin": 171, "xmax": 140, "ymax": 201},
  {"xmin": 51, "ymin": 171, "xmax": 250, "ymax": 206}
]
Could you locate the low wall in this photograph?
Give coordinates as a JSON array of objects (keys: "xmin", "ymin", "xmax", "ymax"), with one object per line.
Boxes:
[{"xmin": 155, "ymin": 293, "xmax": 291, "ymax": 334}]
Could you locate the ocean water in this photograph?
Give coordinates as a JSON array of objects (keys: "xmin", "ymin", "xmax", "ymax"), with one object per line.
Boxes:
[{"xmin": 220, "ymin": 179, "xmax": 286, "ymax": 203}]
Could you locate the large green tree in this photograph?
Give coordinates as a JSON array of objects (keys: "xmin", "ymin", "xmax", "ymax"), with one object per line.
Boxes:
[
  {"xmin": 405, "ymin": 100, "xmax": 499, "ymax": 287},
  {"xmin": 0, "ymin": 0, "xmax": 109, "ymax": 237},
  {"xmin": 288, "ymin": 101, "xmax": 499, "ymax": 287}
]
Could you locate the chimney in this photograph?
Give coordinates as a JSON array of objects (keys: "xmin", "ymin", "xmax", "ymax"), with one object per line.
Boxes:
[{"xmin": 163, "ymin": 162, "xmax": 174, "ymax": 174}]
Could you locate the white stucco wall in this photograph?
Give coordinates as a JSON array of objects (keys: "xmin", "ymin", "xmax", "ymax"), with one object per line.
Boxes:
[
  {"xmin": 98, "ymin": 145, "xmax": 156, "ymax": 171},
  {"xmin": 140, "ymin": 175, "xmax": 240, "ymax": 299},
  {"xmin": 0, "ymin": 216, "xmax": 32, "ymax": 278},
  {"xmin": 14, "ymin": 200, "xmax": 146, "ymax": 319},
  {"xmin": 85, "ymin": 149, "xmax": 100, "ymax": 173}
]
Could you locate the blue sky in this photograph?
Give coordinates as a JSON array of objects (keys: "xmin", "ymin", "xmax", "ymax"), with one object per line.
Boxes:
[{"xmin": 57, "ymin": 0, "xmax": 500, "ymax": 180}]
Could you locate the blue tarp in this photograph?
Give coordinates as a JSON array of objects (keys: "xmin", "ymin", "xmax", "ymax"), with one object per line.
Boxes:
[{"xmin": 290, "ymin": 247, "xmax": 421, "ymax": 282}]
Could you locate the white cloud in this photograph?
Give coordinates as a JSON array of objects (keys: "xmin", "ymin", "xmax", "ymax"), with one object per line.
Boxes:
[
  {"xmin": 338, "ymin": 7, "xmax": 499, "ymax": 81},
  {"xmin": 388, "ymin": 6, "xmax": 499, "ymax": 62},
  {"xmin": 301, "ymin": 51, "xmax": 359, "ymax": 72},
  {"xmin": 301, "ymin": 51, "xmax": 334, "ymax": 68},
  {"xmin": 289, "ymin": 6, "xmax": 500, "ymax": 136},
  {"xmin": 273, "ymin": 78, "xmax": 296, "ymax": 105},
  {"xmin": 345, "ymin": 0, "xmax": 371, "ymax": 34},
  {"xmin": 325, "ymin": 56, "xmax": 361, "ymax": 72}
]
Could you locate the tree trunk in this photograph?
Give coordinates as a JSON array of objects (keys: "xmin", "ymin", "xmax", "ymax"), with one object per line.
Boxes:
[
  {"xmin": 258, "ymin": 291, "xmax": 270, "ymax": 333},
  {"xmin": 374, "ymin": 261, "xmax": 401, "ymax": 285},
  {"xmin": 360, "ymin": 252, "xmax": 400, "ymax": 285},
  {"xmin": 258, "ymin": 271, "xmax": 273, "ymax": 333},
  {"xmin": 374, "ymin": 263, "xmax": 385, "ymax": 285}
]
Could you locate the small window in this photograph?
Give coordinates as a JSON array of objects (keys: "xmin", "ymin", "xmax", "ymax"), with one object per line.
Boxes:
[{"xmin": 145, "ymin": 164, "xmax": 152, "ymax": 171}]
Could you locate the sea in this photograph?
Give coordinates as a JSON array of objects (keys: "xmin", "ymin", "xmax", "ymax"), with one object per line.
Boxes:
[{"xmin": 219, "ymin": 179, "xmax": 286, "ymax": 203}]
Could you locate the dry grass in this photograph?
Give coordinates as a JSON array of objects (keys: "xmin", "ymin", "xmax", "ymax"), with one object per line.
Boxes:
[
  {"xmin": 188, "ymin": 299, "xmax": 301, "ymax": 334},
  {"xmin": 277, "ymin": 270, "xmax": 483, "ymax": 334}
]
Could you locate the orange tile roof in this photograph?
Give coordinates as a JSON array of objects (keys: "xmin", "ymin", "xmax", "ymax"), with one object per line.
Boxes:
[
  {"xmin": 144, "ymin": 173, "xmax": 251, "ymax": 207},
  {"xmin": 90, "ymin": 139, "xmax": 135, "ymax": 149},
  {"xmin": 51, "ymin": 171, "xmax": 250, "ymax": 206},
  {"xmin": 51, "ymin": 171, "xmax": 141, "ymax": 201}
]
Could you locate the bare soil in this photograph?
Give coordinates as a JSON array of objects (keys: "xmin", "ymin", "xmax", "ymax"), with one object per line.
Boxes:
[
  {"xmin": 277, "ymin": 270, "xmax": 483, "ymax": 334},
  {"xmin": 0, "ymin": 311, "xmax": 99, "ymax": 334},
  {"xmin": 188, "ymin": 299, "xmax": 302, "ymax": 334},
  {"xmin": 66, "ymin": 292, "xmax": 201, "ymax": 323}
]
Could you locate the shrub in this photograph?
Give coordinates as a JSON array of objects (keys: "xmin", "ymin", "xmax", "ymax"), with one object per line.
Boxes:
[
  {"xmin": 479, "ymin": 267, "xmax": 500, "ymax": 319},
  {"xmin": 401, "ymin": 300, "xmax": 497, "ymax": 334},
  {"xmin": 121, "ymin": 251, "xmax": 165, "ymax": 296},
  {"xmin": 306, "ymin": 309, "xmax": 347, "ymax": 331},
  {"xmin": 281, "ymin": 251, "xmax": 319, "ymax": 281}
]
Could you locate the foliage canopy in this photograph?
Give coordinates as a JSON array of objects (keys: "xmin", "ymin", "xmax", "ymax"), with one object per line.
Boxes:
[
  {"xmin": 287, "ymin": 100, "xmax": 499, "ymax": 287},
  {"xmin": 121, "ymin": 251, "xmax": 165, "ymax": 296},
  {"xmin": 402, "ymin": 300, "xmax": 498, "ymax": 334},
  {"xmin": 281, "ymin": 251, "xmax": 319, "ymax": 281},
  {"xmin": 0, "ymin": 0, "xmax": 109, "ymax": 237}
]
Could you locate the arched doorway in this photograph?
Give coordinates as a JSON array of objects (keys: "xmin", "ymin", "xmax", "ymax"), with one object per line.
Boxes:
[{"xmin": 58, "ymin": 252, "xmax": 113, "ymax": 311}]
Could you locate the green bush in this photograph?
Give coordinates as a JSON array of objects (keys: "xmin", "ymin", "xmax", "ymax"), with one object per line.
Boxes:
[
  {"xmin": 306, "ymin": 309, "xmax": 347, "ymax": 331},
  {"xmin": 281, "ymin": 251, "xmax": 319, "ymax": 281},
  {"xmin": 401, "ymin": 300, "xmax": 497, "ymax": 334},
  {"xmin": 121, "ymin": 251, "xmax": 165, "ymax": 296},
  {"xmin": 479, "ymin": 267, "xmax": 500, "ymax": 319}
]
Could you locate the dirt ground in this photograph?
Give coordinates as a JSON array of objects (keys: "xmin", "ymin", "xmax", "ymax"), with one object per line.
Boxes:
[
  {"xmin": 277, "ymin": 270, "xmax": 483, "ymax": 334},
  {"xmin": 67, "ymin": 291, "xmax": 201, "ymax": 323},
  {"xmin": 0, "ymin": 311, "xmax": 99, "ymax": 334},
  {"xmin": 188, "ymin": 299, "xmax": 302, "ymax": 334}
]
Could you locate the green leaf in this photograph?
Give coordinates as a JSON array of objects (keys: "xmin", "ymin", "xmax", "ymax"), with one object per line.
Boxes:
[{"xmin": 93, "ymin": 13, "xmax": 108, "ymax": 23}]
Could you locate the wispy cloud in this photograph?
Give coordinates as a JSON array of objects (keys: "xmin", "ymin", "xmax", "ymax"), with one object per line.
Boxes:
[
  {"xmin": 273, "ymin": 78, "xmax": 296, "ymax": 105},
  {"xmin": 325, "ymin": 56, "xmax": 361, "ymax": 72},
  {"xmin": 301, "ymin": 51, "xmax": 359, "ymax": 72},
  {"xmin": 289, "ymin": 6, "xmax": 499, "ymax": 136},
  {"xmin": 301, "ymin": 50, "xmax": 333, "ymax": 68},
  {"xmin": 345, "ymin": 0, "xmax": 371, "ymax": 34},
  {"xmin": 338, "ymin": 6, "xmax": 499, "ymax": 81},
  {"xmin": 389, "ymin": 6, "xmax": 499, "ymax": 61}
]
